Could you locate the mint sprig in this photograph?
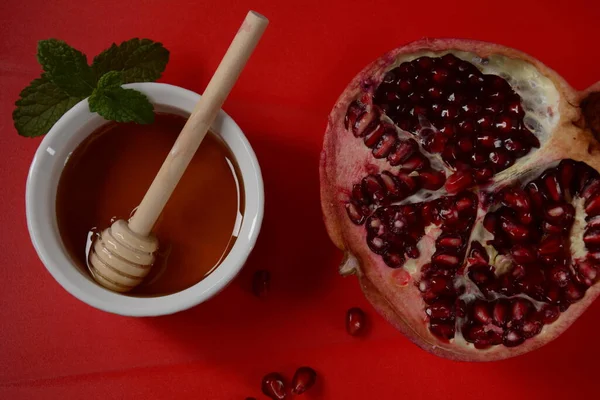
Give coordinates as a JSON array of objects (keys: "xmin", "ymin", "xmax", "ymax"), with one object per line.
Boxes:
[
  {"xmin": 89, "ymin": 71, "xmax": 154, "ymax": 124},
  {"xmin": 13, "ymin": 38, "xmax": 170, "ymax": 137}
]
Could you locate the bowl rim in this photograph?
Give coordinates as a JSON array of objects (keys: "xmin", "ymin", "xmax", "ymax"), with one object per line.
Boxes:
[{"xmin": 25, "ymin": 82, "xmax": 264, "ymax": 316}]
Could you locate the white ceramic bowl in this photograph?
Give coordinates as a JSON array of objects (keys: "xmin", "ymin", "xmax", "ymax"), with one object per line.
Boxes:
[{"xmin": 26, "ymin": 82, "xmax": 264, "ymax": 316}]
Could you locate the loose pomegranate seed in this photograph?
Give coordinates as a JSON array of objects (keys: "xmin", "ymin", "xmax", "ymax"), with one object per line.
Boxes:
[
  {"xmin": 262, "ymin": 373, "xmax": 287, "ymax": 400},
  {"xmin": 346, "ymin": 307, "xmax": 366, "ymax": 336},
  {"xmin": 291, "ymin": 367, "xmax": 317, "ymax": 395},
  {"xmin": 252, "ymin": 270, "xmax": 271, "ymax": 298}
]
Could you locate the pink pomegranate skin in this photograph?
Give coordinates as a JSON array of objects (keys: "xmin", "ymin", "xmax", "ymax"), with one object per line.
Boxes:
[{"xmin": 320, "ymin": 38, "xmax": 600, "ymax": 361}]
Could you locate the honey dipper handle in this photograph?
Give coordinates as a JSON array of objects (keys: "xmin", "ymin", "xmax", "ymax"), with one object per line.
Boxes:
[{"xmin": 128, "ymin": 11, "xmax": 269, "ymax": 236}]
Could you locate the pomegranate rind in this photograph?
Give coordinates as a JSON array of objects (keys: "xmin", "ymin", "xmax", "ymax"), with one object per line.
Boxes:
[{"xmin": 320, "ymin": 38, "xmax": 600, "ymax": 361}]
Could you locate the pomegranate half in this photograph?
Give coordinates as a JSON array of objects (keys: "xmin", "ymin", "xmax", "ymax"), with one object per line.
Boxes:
[{"xmin": 320, "ymin": 39, "xmax": 600, "ymax": 361}]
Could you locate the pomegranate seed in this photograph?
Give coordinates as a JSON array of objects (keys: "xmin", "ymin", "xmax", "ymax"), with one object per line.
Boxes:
[
  {"xmin": 426, "ymin": 86, "xmax": 443, "ymax": 99},
  {"xmin": 429, "ymin": 321, "xmax": 455, "ymax": 340},
  {"xmin": 419, "ymin": 169, "xmax": 446, "ymax": 190},
  {"xmin": 362, "ymin": 175, "xmax": 386, "ymax": 204},
  {"xmin": 543, "ymin": 172, "xmax": 563, "ymax": 202},
  {"xmin": 577, "ymin": 261, "xmax": 598, "ymax": 282},
  {"xmin": 492, "ymin": 300, "xmax": 509, "ymax": 327},
  {"xmin": 252, "ymin": 270, "xmax": 271, "ymax": 298},
  {"xmin": 401, "ymin": 154, "xmax": 430, "ymax": 171},
  {"xmin": 405, "ymin": 242, "xmax": 420, "ymax": 259},
  {"xmin": 428, "ymin": 276, "xmax": 454, "ymax": 294},
  {"xmin": 510, "ymin": 245, "xmax": 537, "ymax": 264},
  {"xmin": 581, "ymin": 178, "xmax": 600, "ymax": 200},
  {"xmin": 500, "ymin": 217, "xmax": 530, "ymax": 242},
  {"xmin": 468, "ymin": 241, "xmax": 490, "ymax": 264},
  {"xmin": 431, "ymin": 67, "xmax": 450, "ymax": 84},
  {"xmin": 507, "ymin": 100, "xmax": 524, "ymax": 117},
  {"xmin": 511, "ymin": 299, "xmax": 532, "ymax": 322},
  {"xmin": 396, "ymin": 172, "xmax": 419, "ymax": 193},
  {"xmin": 457, "ymin": 135, "xmax": 474, "ymax": 152},
  {"xmin": 262, "ymin": 373, "xmax": 287, "ymax": 400},
  {"xmin": 363, "ymin": 124, "xmax": 385, "ymax": 148},
  {"xmin": 438, "ymin": 122, "xmax": 456, "ymax": 137},
  {"xmin": 291, "ymin": 367, "xmax": 317, "ymax": 395},
  {"xmin": 520, "ymin": 128, "xmax": 540, "ymax": 148},
  {"xmin": 471, "ymin": 151, "xmax": 487, "ymax": 166},
  {"xmin": 441, "ymin": 53, "xmax": 459, "ymax": 67},
  {"xmin": 585, "ymin": 195, "xmax": 600, "ymax": 216},
  {"xmin": 468, "ymin": 265, "xmax": 495, "ymax": 285},
  {"xmin": 502, "ymin": 187, "xmax": 530, "ymax": 211},
  {"xmin": 564, "ymin": 283, "xmax": 585, "ymax": 302},
  {"xmin": 541, "ymin": 305, "xmax": 560, "ymax": 324},
  {"xmin": 489, "ymin": 91, "xmax": 506, "ymax": 102},
  {"xmin": 525, "ymin": 181, "xmax": 545, "ymax": 209},
  {"xmin": 367, "ymin": 235, "xmax": 387, "ymax": 254},
  {"xmin": 472, "ymin": 301, "xmax": 492, "ymax": 324},
  {"xmin": 521, "ymin": 319, "xmax": 543, "ymax": 338},
  {"xmin": 458, "ymin": 119, "xmax": 476, "ymax": 134},
  {"xmin": 476, "ymin": 132, "xmax": 495, "ymax": 148},
  {"xmin": 544, "ymin": 203, "xmax": 575, "ymax": 226},
  {"xmin": 438, "ymin": 234, "xmax": 463, "ymax": 248},
  {"xmin": 398, "ymin": 62, "xmax": 415, "ymax": 77},
  {"xmin": 518, "ymin": 211, "xmax": 533, "ymax": 225},
  {"xmin": 432, "ymin": 252, "xmax": 460, "ymax": 268},
  {"xmin": 489, "ymin": 149, "xmax": 511, "ymax": 170},
  {"xmin": 379, "ymin": 172, "xmax": 402, "ymax": 198},
  {"xmin": 415, "ymin": 56, "xmax": 434, "ymax": 70},
  {"xmin": 424, "ymin": 132, "xmax": 448, "ymax": 153},
  {"xmin": 485, "ymin": 102, "xmax": 504, "ymax": 113},
  {"xmin": 426, "ymin": 300, "xmax": 455, "ymax": 320},
  {"xmin": 503, "ymin": 330, "xmax": 524, "ymax": 347},
  {"xmin": 474, "ymin": 167, "xmax": 493, "ymax": 183},
  {"xmin": 445, "ymin": 170, "xmax": 474, "ymax": 194},
  {"xmin": 345, "ymin": 202, "xmax": 365, "ymax": 225},
  {"xmin": 543, "ymin": 221, "xmax": 563, "ymax": 234},
  {"xmin": 345, "ymin": 101, "xmax": 364, "ymax": 131},
  {"xmin": 585, "ymin": 228, "xmax": 600, "ymax": 247},
  {"xmin": 475, "ymin": 115, "xmax": 493, "ymax": 130},
  {"xmin": 346, "ymin": 307, "xmax": 366, "ymax": 336},
  {"xmin": 383, "ymin": 252, "xmax": 405, "ymax": 268},
  {"xmin": 494, "ymin": 115, "xmax": 515, "ymax": 134},
  {"xmin": 483, "ymin": 213, "xmax": 498, "ymax": 233},
  {"xmin": 538, "ymin": 235, "xmax": 564, "ymax": 256},
  {"xmin": 372, "ymin": 132, "xmax": 397, "ymax": 158},
  {"xmin": 397, "ymin": 78, "xmax": 413, "ymax": 92}
]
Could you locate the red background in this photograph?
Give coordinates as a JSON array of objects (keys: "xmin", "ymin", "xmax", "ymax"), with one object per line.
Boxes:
[{"xmin": 1, "ymin": 0, "xmax": 599, "ymax": 398}]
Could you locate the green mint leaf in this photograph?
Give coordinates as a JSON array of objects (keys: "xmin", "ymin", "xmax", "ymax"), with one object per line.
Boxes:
[
  {"xmin": 97, "ymin": 71, "xmax": 124, "ymax": 89},
  {"xmin": 89, "ymin": 85, "xmax": 154, "ymax": 124},
  {"xmin": 13, "ymin": 77, "xmax": 84, "ymax": 137},
  {"xmin": 37, "ymin": 39, "xmax": 96, "ymax": 97},
  {"xmin": 91, "ymin": 38, "xmax": 169, "ymax": 83}
]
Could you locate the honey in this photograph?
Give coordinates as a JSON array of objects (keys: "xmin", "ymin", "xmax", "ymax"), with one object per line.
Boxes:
[{"xmin": 56, "ymin": 113, "xmax": 244, "ymax": 296}]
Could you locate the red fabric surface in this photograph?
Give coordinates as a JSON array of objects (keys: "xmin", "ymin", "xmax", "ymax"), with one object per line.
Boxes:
[{"xmin": 1, "ymin": 0, "xmax": 599, "ymax": 398}]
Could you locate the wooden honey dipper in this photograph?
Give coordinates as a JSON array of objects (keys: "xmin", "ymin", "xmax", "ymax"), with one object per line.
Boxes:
[{"xmin": 88, "ymin": 11, "xmax": 269, "ymax": 293}]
